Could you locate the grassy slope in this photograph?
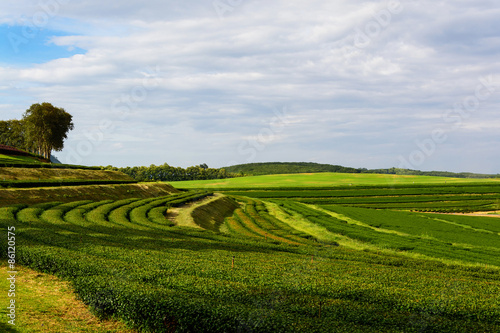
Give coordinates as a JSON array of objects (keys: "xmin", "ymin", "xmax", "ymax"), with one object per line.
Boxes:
[
  {"xmin": 190, "ymin": 194, "xmax": 239, "ymax": 232},
  {"xmin": 169, "ymin": 172, "xmax": 500, "ymax": 189},
  {"xmin": 0, "ymin": 167, "xmax": 133, "ymax": 181},
  {"xmin": 0, "ymin": 154, "xmax": 43, "ymax": 164},
  {"xmin": 0, "ymin": 183, "xmax": 178, "ymax": 207},
  {"xmin": 0, "ymin": 261, "xmax": 136, "ymax": 333},
  {"xmin": 173, "ymin": 193, "xmax": 239, "ymax": 231}
]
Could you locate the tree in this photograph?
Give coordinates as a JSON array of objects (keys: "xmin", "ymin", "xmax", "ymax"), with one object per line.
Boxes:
[
  {"xmin": 0, "ymin": 120, "xmax": 25, "ymax": 149},
  {"xmin": 23, "ymin": 103, "xmax": 74, "ymax": 160}
]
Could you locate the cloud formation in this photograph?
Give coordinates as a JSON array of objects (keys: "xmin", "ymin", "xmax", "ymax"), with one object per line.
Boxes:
[{"xmin": 1, "ymin": 0, "xmax": 499, "ymax": 173}]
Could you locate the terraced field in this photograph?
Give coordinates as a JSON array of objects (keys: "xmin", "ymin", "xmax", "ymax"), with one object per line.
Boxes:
[{"xmin": 1, "ymin": 171, "xmax": 500, "ymax": 332}]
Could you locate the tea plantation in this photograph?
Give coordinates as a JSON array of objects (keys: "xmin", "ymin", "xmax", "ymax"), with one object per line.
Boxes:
[{"xmin": 1, "ymin": 170, "xmax": 500, "ymax": 332}]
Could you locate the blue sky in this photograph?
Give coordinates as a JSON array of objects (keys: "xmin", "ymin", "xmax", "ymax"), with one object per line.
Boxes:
[
  {"xmin": 1, "ymin": 0, "xmax": 500, "ymax": 173},
  {"xmin": 0, "ymin": 24, "xmax": 85, "ymax": 65}
]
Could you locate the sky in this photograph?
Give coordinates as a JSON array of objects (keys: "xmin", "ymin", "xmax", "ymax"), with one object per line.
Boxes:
[{"xmin": 1, "ymin": 0, "xmax": 499, "ymax": 173}]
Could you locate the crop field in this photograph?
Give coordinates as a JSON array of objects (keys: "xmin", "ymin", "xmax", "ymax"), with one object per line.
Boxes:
[
  {"xmin": 214, "ymin": 182, "xmax": 500, "ymax": 213},
  {"xmin": 1, "ymin": 173, "xmax": 500, "ymax": 332},
  {"xmin": 170, "ymin": 172, "xmax": 500, "ymax": 189}
]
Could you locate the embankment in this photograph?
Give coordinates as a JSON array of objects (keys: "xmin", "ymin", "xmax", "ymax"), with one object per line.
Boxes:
[
  {"xmin": 0, "ymin": 182, "xmax": 179, "ymax": 207},
  {"xmin": 191, "ymin": 194, "xmax": 240, "ymax": 232}
]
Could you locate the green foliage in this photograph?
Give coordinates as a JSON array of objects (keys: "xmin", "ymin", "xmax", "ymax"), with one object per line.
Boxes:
[
  {"xmin": 107, "ymin": 163, "xmax": 232, "ymax": 182},
  {"xmin": 0, "ymin": 120, "xmax": 26, "ymax": 149},
  {"xmin": 23, "ymin": 102, "xmax": 74, "ymax": 159}
]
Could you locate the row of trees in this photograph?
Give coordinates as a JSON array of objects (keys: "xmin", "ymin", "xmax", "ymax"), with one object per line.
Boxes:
[
  {"xmin": 224, "ymin": 162, "xmax": 500, "ymax": 179},
  {"xmin": 104, "ymin": 163, "xmax": 233, "ymax": 182},
  {"xmin": 0, "ymin": 103, "xmax": 74, "ymax": 160}
]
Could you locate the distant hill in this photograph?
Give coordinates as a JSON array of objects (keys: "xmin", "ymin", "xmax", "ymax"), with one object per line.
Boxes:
[
  {"xmin": 224, "ymin": 162, "xmax": 359, "ymax": 175},
  {"xmin": 223, "ymin": 162, "xmax": 499, "ymax": 179}
]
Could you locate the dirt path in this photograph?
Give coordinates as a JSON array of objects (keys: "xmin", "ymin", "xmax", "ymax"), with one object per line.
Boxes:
[{"xmin": 431, "ymin": 211, "xmax": 500, "ymax": 218}]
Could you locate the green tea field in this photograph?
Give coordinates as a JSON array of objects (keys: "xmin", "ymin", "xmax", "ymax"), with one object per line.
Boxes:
[{"xmin": 1, "ymin": 171, "xmax": 499, "ymax": 332}]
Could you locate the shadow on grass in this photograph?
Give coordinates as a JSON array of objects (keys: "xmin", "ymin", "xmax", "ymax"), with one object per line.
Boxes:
[{"xmin": 0, "ymin": 322, "xmax": 19, "ymax": 333}]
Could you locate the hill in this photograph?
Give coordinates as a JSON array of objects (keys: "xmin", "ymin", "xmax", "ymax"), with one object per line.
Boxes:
[
  {"xmin": 224, "ymin": 162, "xmax": 359, "ymax": 175},
  {"xmin": 224, "ymin": 162, "xmax": 500, "ymax": 179}
]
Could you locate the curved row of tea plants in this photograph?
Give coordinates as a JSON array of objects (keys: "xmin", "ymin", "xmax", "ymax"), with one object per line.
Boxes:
[{"xmin": 223, "ymin": 196, "xmax": 320, "ymax": 246}]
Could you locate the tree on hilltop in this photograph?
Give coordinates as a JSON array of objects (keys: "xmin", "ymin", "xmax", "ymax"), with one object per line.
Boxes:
[{"xmin": 23, "ymin": 103, "xmax": 74, "ymax": 160}]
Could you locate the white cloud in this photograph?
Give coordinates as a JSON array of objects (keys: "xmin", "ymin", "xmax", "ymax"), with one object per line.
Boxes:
[{"xmin": 1, "ymin": 0, "xmax": 500, "ymax": 172}]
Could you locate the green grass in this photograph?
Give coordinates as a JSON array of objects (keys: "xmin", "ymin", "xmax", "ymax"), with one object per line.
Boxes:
[
  {"xmin": 169, "ymin": 172, "xmax": 500, "ymax": 189},
  {"xmin": 0, "ymin": 154, "xmax": 42, "ymax": 164},
  {"xmin": 0, "ymin": 260, "xmax": 136, "ymax": 332}
]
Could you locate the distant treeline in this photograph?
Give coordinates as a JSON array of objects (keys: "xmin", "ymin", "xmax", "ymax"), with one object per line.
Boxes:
[
  {"xmin": 104, "ymin": 163, "xmax": 232, "ymax": 182},
  {"xmin": 366, "ymin": 167, "xmax": 500, "ymax": 179},
  {"xmin": 105, "ymin": 161, "xmax": 499, "ymax": 182},
  {"xmin": 223, "ymin": 162, "xmax": 500, "ymax": 179}
]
